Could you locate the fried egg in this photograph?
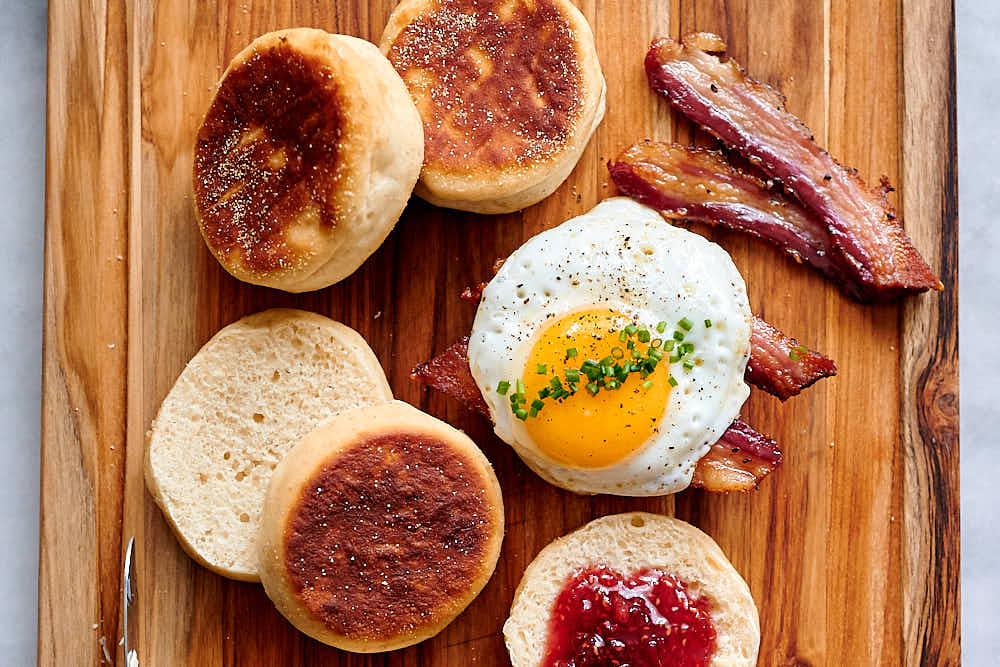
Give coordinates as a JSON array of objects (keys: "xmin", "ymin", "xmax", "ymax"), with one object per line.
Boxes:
[{"xmin": 467, "ymin": 197, "xmax": 751, "ymax": 495}]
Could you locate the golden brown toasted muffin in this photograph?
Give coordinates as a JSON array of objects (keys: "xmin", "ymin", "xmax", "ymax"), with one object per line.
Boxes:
[
  {"xmin": 505, "ymin": 513, "xmax": 760, "ymax": 666},
  {"xmin": 257, "ymin": 400, "xmax": 505, "ymax": 652},
  {"xmin": 379, "ymin": 0, "xmax": 605, "ymax": 214},
  {"xmin": 194, "ymin": 29, "xmax": 423, "ymax": 292}
]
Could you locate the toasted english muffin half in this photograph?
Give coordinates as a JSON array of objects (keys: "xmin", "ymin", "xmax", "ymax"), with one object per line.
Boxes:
[
  {"xmin": 380, "ymin": 0, "xmax": 605, "ymax": 214},
  {"xmin": 258, "ymin": 400, "xmax": 504, "ymax": 652},
  {"xmin": 194, "ymin": 29, "xmax": 423, "ymax": 292},
  {"xmin": 145, "ymin": 309, "xmax": 392, "ymax": 580}
]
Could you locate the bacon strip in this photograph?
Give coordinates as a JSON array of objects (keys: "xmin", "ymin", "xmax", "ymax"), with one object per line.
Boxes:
[
  {"xmin": 644, "ymin": 33, "xmax": 941, "ymax": 301},
  {"xmin": 412, "ymin": 337, "xmax": 490, "ymax": 418},
  {"xmin": 412, "ymin": 339, "xmax": 781, "ymax": 493},
  {"xmin": 748, "ymin": 316, "xmax": 836, "ymax": 400},
  {"xmin": 608, "ymin": 141, "xmax": 861, "ymax": 296},
  {"xmin": 691, "ymin": 422, "xmax": 780, "ymax": 493}
]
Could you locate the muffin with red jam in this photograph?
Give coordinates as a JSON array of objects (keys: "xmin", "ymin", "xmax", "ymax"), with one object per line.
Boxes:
[{"xmin": 504, "ymin": 512, "xmax": 759, "ymax": 666}]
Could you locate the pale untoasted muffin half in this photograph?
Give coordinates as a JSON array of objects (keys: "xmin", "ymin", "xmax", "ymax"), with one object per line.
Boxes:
[
  {"xmin": 257, "ymin": 400, "xmax": 505, "ymax": 652},
  {"xmin": 194, "ymin": 29, "xmax": 423, "ymax": 292},
  {"xmin": 145, "ymin": 309, "xmax": 392, "ymax": 581},
  {"xmin": 504, "ymin": 512, "xmax": 760, "ymax": 666},
  {"xmin": 380, "ymin": 0, "xmax": 606, "ymax": 214}
]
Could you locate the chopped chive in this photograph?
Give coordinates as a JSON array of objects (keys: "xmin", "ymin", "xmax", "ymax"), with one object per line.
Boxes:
[
  {"xmin": 528, "ymin": 406, "xmax": 539, "ymax": 418},
  {"xmin": 567, "ymin": 382, "xmax": 578, "ymax": 393},
  {"xmin": 586, "ymin": 382, "xmax": 599, "ymax": 395},
  {"xmin": 663, "ymin": 340, "xmax": 675, "ymax": 351},
  {"xmin": 619, "ymin": 330, "xmax": 628, "ymax": 342},
  {"xmin": 497, "ymin": 380, "xmax": 510, "ymax": 395},
  {"xmin": 549, "ymin": 376, "xmax": 563, "ymax": 390},
  {"xmin": 651, "ymin": 338, "xmax": 662, "ymax": 349},
  {"xmin": 642, "ymin": 380, "xmax": 653, "ymax": 389},
  {"xmin": 669, "ymin": 353, "xmax": 682, "ymax": 363},
  {"xmin": 538, "ymin": 387, "xmax": 551, "ymax": 399},
  {"xmin": 682, "ymin": 342, "xmax": 695, "ymax": 355},
  {"xmin": 668, "ymin": 375, "xmax": 678, "ymax": 387},
  {"xmin": 601, "ymin": 364, "xmax": 614, "ymax": 377},
  {"xmin": 516, "ymin": 379, "xmax": 526, "ymax": 395},
  {"xmin": 606, "ymin": 379, "xmax": 620, "ymax": 390},
  {"xmin": 673, "ymin": 330, "xmax": 685, "ymax": 341},
  {"xmin": 626, "ymin": 339, "xmax": 636, "ymax": 350},
  {"xmin": 536, "ymin": 364, "xmax": 547, "ymax": 375},
  {"xmin": 514, "ymin": 408, "xmax": 528, "ymax": 421},
  {"xmin": 649, "ymin": 348, "xmax": 664, "ymax": 362},
  {"xmin": 637, "ymin": 328, "xmax": 651, "ymax": 343},
  {"xmin": 790, "ymin": 345, "xmax": 807, "ymax": 361},
  {"xmin": 565, "ymin": 347, "xmax": 578, "ymax": 359},
  {"xmin": 531, "ymin": 399, "xmax": 545, "ymax": 411},
  {"xmin": 564, "ymin": 368, "xmax": 581, "ymax": 383},
  {"xmin": 624, "ymin": 324, "xmax": 638, "ymax": 336},
  {"xmin": 683, "ymin": 359, "xmax": 695, "ymax": 371},
  {"xmin": 600, "ymin": 356, "xmax": 615, "ymax": 367},
  {"xmin": 656, "ymin": 321, "xmax": 668, "ymax": 333},
  {"xmin": 611, "ymin": 346, "xmax": 625, "ymax": 359},
  {"xmin": 704, "ymin": 319, "xmax": 712, "ymax": 328},
  {"xmin": 631, "ymin": 348, "xmax": 642, "ymax": 359},
  {"xmin": 679, "ymin": 317, "xmax": 693, "ymax": 331}
]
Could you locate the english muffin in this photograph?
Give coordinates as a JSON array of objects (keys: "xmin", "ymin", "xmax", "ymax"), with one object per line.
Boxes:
[
  {"xmin": 145, "ymin": 309, "xmax": 392, "ymax": 581},
  {"xmin": 504, "ymin": 512, "xmax": 760, "ymax": 666},
  {"xmin": 379, "ymin": 0, "xmax": 606, "ymax": 214},
  {"xmin": 193, "ymin": 29, "xmax": 423, "ymax": 292},
  {"xmin": 257, "ymin": 400, "xmax": 504, "ymax": 652}
]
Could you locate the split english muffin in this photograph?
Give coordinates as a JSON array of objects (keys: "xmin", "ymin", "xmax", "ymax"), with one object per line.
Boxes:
[
  {"xmin": 257, "ymin": 400, "xmax": 505, "ymax": 652},
  {"xmin": 505, "ymin": 512, "xmax": 760, "ymax": 666},
  {"xmin": 145, "ymin": 309, "xmax": 392, "ymax": 581},
  {"xmin": 193, "ymin": 29, "xmax": 423, "ymax": 292},
  {"xmin": 379, "ymin": 0, "xmax": 606, "ymax": 214}
]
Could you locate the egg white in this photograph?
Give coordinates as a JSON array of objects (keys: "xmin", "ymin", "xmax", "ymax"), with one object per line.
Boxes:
[{"xmin": 468, "ymin": 197, "xmax": 752, "ymax": 495}]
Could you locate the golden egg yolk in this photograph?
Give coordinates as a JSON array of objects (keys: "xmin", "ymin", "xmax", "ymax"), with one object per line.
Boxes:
[{"xmin": 521, "ymin": 309, "xmax": 672, "ymax": 468}]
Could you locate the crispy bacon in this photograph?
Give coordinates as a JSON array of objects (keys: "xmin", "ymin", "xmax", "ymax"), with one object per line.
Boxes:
[
  {"xmin": 691, "ymin": 422, "xmax": 780, "ymax": 493},
  {"xmin": 412, "ymin": 340, "xmax": 782, "ymax": 493},
  {"xmin": 644, "ymin": 33, "xmax": 941, "ymax": 301},
  {"xmin": 411, "ymin": 337, "xmax": 490, "ymax": 418},
  {"xmin": 749, "ymin": 316, "xmax": 836, "ymax": 400},
  {"xmin": 608, "ymin": 141, "xmax": 860, "ymax": 294}
]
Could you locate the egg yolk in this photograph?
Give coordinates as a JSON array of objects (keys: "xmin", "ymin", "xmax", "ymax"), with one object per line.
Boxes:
[{"xmin": 522, "ymin": 309, "xmax": 672, "ymax": 468}]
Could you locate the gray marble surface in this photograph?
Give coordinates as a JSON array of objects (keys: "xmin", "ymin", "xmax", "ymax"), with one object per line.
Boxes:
[
  {"xmin": 956, "ymin": 1, "xmax": 997, "ymax": 662},
  {"xmin": 0, "ymin": 1, "xmax": 992, "ymax": 664}
]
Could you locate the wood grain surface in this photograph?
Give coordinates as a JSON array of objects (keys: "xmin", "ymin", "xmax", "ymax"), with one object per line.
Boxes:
[{"xmin": 39, "ymin": 0, "xmax": 959, "ymax": 664}]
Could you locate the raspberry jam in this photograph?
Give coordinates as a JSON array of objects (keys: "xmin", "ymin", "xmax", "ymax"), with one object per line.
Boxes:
[{"xmin": 543, "ymin": 565, "xmax": 717, "ymax": 666}]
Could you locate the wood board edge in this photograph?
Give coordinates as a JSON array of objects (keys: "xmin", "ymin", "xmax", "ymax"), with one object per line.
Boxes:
[{"xmin": 900, "ymin": 0, "xmax": 960, "ymax": 663}]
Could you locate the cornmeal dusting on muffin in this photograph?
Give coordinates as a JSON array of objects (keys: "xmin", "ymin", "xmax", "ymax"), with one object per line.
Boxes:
[
  {"xmin": 194, "ymin": 43, "xmax": 348, "ymax": 274},
  {"xmin": 387, "ymin": 0, "xmax": 583, "ymax": 169},
  {"xmin": 283, "ymin": 432, "xmax": 497, "ymax": 639}
]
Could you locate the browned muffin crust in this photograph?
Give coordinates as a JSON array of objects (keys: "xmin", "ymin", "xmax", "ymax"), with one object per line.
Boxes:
[
  {"xmin": 385, "ymin": 0, "xmax": 583, "ymax": 171},
  {"xmin": 283, "ymin": 431, "xmax": 498, "ymax": 640},
  {"xmin": 194, "ymin": 39, "xmax": 348, "ymax": 275}
]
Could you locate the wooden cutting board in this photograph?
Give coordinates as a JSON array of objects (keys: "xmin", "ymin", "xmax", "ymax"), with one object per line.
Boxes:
[{"xmin": 39, "ymin": 0, "xmax": 959, "ymax": 664}]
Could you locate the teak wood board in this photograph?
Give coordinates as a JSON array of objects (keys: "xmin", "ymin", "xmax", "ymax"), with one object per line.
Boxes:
[{"xmin": 40, "ymin": 0, "xmax": 959, "ymax": 664}]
